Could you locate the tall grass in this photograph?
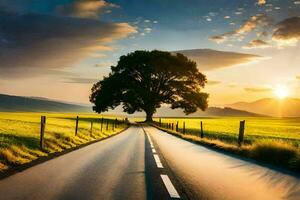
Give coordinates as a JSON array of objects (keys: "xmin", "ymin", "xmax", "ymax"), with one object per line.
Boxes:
[{"xmin": 0, "ymin": 112, "xmax": 128, "ymax": 171}]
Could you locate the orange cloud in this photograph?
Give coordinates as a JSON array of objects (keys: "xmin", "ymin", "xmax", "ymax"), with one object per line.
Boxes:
[
  {"xmin": 243, "ymin": 39, "xmax": 271, "ymax": 49},
  {"xmin": 57, "ymin": 0, "xmax": 119, "ymax": 19},
  {"xmin": 210, "ymin": 15, "xmax": 269, "ymax": 43},
  {"xmin": 258, "ymin": 0, "xmax": 266, "ymax": 5}
]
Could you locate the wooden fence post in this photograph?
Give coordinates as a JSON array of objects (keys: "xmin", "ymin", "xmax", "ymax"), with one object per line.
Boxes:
[
  {"xmin": 112, "ymin": 119, "xmax": 115, "ymax": 131},
  {"xmin": 200, "ymin": 121, "xmax": 204, "ymax": 138},
  {"xmin": 238, "ymin": 120, "xmax": 245, "ymax": 146},
  {"xmin": 75, "ymin": 116, "xmax": 79, "ymax": 136},
  {"xmin": 101, "ymin": 117, "xmax": 104, "ymax": 132},
  {"xmin": 106, "ymin": 119, "xmax": 109, "ymax": 131},
  {"xmin": 183, "ymin": 122, "xmax": 186, "ymax": 134},
  {"xmin": 40, "ymin": 116, "xmax": 46, "ymax": 150},
  {"xmin": 90, "ymin": 121, "xmax": 93, "ymax": 136},
  {"xmin": 159, "ymin": 118, "xmax": 161, "ymax": 126},
  {"xmin": 172, "ymin": 123, "xmax": 174, "ymax": 130},
  {"xmin": 176, "ymin": 121, "xmax": 179, "ymax": 132}
]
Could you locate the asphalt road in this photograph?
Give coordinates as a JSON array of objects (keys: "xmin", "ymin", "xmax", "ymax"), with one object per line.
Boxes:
[
  {"xmin": 144, "ymin": 126, "xmax": 300, "ymax": 200},
  {"xmin": 0, "ymin": 126, "xmax": 300, "ymax": 200}
]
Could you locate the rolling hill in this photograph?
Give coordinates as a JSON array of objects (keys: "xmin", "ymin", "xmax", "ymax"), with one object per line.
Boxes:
[
  {"xmin": 0, "ymin": 93, "xmax": 91, "ymax": 112},
  {"xmin": 0, "ymin": 93, "xmax": 265, "ymax": 117},
  {"xmin": 153, "ymin": 106, "xmax": 264, "ymax": 117},
  {"xmin": 228, "ymin": 98, "xmax": 300, "ymax": 117},
  {"xmin": 106, "ymin": 104, "xmax": 264, "ymax": 117}
]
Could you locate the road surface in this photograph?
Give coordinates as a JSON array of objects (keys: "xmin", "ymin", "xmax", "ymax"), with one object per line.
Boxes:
[{"xmin": 0, "ymin": 126, "xmax": 299, "ymax": 200}]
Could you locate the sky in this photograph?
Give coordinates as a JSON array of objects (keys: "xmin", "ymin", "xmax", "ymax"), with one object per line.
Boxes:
[{"xmin": 0, "ymin": 0, "xmax": 300, "ymax": 106}]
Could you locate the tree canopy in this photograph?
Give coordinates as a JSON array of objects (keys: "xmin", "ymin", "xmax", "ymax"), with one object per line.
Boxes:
[{"xmin": 90, "ymin": 50, "xmax": 209, "ymax": 121}]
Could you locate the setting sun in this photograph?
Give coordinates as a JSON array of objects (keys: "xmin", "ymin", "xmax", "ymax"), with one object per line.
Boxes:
[{"xmin": 274, "ymin": 85, "xmax": 289, "ymax": 99}]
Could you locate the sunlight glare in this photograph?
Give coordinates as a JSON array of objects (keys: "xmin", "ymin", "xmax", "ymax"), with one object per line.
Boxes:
[{"xmin": 274, "ymin": 85, "xmax": 289, "ymax": 99}]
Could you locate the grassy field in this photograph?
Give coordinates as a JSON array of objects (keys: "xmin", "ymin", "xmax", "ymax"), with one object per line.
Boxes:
[
  {"xmin": 155, "ymin": 117, "xmax": 300, "ymax": 146},
  {"xmin": 153, "ymin": 117, "xmax": 300, "ymax": 171},
  {"xmin": 0, "ymin": 112, "xmax": 128, "ymax": 171}
]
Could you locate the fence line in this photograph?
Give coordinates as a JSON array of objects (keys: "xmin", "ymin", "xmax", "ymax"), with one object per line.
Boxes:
[
  {"xmin": 39, "ymin": 116, "xmax": 128, "ymax": 150},
  {"xmin": 155, "ymin": 118, "xmax": 246, "ymax": 146}
]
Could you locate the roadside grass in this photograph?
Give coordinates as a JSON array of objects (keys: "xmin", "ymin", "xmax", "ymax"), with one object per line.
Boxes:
[
  {"xmin": 0, "ymin": 112, "xmax": 128, "ymax": 171},
  {"xmin": 153, "ymin": 117, "xmax": 300, "ymax": 146},
  {"xmin": 150, "ymin": 117, "xmax": 300, "ymax": 172}
]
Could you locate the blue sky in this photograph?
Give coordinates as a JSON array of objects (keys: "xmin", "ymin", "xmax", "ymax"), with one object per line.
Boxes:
[{"xmin": 0, "ymin": 0, "xmax": 300, "ymax": 105}]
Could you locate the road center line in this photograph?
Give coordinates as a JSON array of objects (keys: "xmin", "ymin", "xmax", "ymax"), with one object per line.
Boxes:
[
  {"xmin": 146, "ymin": 133, "xmax": 152, "ymax": 141},
  {"xmin": 160, "ymin": 175, "xmax": 181, "ymax": 199},
  {"xmin": 153, "ymin": 154, "xmax": 163, "ymax": 168}
]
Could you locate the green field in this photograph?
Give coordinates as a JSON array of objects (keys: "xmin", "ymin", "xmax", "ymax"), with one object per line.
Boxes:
[
  {"xmin": 155, "ymin": 117, "xmax": 300, "ymax": 147},
  {"xmin": 0, "ymin": 112, "xmax": 127, "ymax": 171},
  {"xmin": 153, "ymin": 117, "xmax": 300, "ymax": 171}
]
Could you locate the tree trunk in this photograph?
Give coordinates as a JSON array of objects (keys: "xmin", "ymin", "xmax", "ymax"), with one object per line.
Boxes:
[{"xmin": 145, "ymin": 112, "xmax": 153, "ymax": 122}]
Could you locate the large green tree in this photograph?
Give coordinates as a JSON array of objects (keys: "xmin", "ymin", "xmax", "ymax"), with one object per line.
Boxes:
[{"xmin": 90, "ymin": 50, "xmax": 209, "ymax": 121}]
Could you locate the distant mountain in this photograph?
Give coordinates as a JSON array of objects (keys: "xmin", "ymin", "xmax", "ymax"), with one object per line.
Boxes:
[
  {"xmin": 0, "ymin": 94, "xmax": 91, "ymax": 112},
  {"xmin": 106, "ymin": 105, "xmax": 264, "ymax": 117},
  {"xmin": 153, "ymin": 106, "xmax": 264, "ymax": 117},
  {"xmin": 0, "ymin": 93, "xmax": 266, "ymax": 116},
  {"xmin": 228, "ymin": 98, "xmax": 300, "ymax": 117}
]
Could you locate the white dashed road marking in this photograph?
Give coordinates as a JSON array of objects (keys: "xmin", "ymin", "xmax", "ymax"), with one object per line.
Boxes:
[
  {"xmin": 145, "ymin": 129, "xmax": 181, "ymax": 199},
  {"xmin": 153, "ymin": 154, "xmax": 164, "ymax": 168},
  {"xmin": 160, "ymin": 175, "xmax": 181, "ymax": 199}
]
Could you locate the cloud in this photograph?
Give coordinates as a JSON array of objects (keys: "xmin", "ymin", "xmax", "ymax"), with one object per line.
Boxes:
[
  {"xmin": 144, "ymin": 28, "xmax": 152, "ymax": 33},
  {"xmin": 207, "ymin": 80, "xmax": 222, "ymax": 86},
  {"xmin": 95, "ymin": 62, "xmax": 113, "ymax": 67},
  {"xmin": 243, "ymin": 39, "xmax": 271, "ymax": 49},
  {"xmin": 57, "ymin": 0, "xmax": 119, "ymax": 19},
  {"xmin": 0, "ymin": 11, "xmax": 137, "ymax": 78},
  {"xmin": 209, "ymin": 35, "xmax": 226, "ymax": 43},
  {"xmin": 244, "ymin": 86, "xmax": 272, "ymax": 93},
  {"xmin": 272, "ymin": 16, "xmax": 300, "ymax": 46},
  {"xmin": 210, "ymin": 15, "xmax": 269, "ymax": 43},
  {"xmin": 258, "ymin": 0, "xmax": 266, "ymax": 5},
  {"xmin": 64, "ymin": 77, "xmax": 99, "ymax": 84},
  {"xmin": 173, "ymin": 49, "xmax": 262, "ymax": 71},
  {"xmin": 228, "ymin": 82, "xmax": 238, "ymax": 88},
  {"xmin": 236, "ymin": 15, "xmax": 269, "ymax": 34}
]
